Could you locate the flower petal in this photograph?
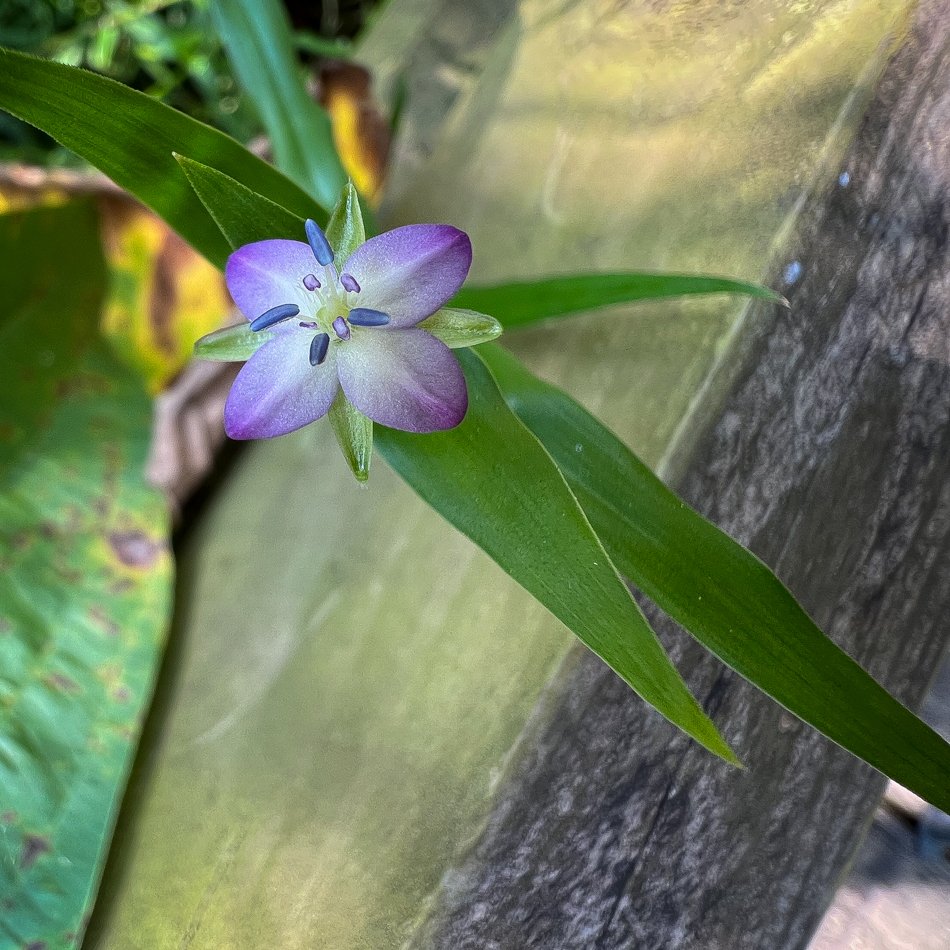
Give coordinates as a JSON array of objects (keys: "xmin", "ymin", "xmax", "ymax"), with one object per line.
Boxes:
[
  {"xmin": 224, "ymin": 329, "xmax": 339, "ymax": 439},
  {"xmin": 225, "ymin": 239, "xmax": 333, "ymax": 322},
  {"xmin": 336, "ymin": 328, "xmax": 467, "ymax": 432},
  {"xmin": 343, "ymin": 225, "xmax": 472, "ymax": 327}
]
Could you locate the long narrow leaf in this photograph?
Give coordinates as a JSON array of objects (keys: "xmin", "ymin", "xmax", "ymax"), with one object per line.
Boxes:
[
  {"xmin": 478, "ymin": 342, "xmax": 950, "ymax": 811},
  {"xmin": 376, "ymin": 351, "xmax": 738, "ymax": 764},
  {"xmin": 453, "ymin": 272, "xmax": 786, "ymax": 329},
  {"xmin": 212, "ymin": 0, "xmax": 346, "ymax": 211},
  {"xmin": 176, "ymin": 154, "xmax": 304, "ymax": 248},
  {"xmin": 0, "ymin": 47, "xmax": 323, "ymax": 269}
]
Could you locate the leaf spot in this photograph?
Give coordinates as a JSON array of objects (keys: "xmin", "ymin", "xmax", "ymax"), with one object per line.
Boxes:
[
  {"xmin": 108, "ymin": 530, "xmax": 161, "ymax": 569},
  {"xmin": 44, "ymin": 673, "xmax": 81, "ymax": 694},
  {"xmin": 19, "ymin": 834, "xmax": 50, "ymax": 870}
]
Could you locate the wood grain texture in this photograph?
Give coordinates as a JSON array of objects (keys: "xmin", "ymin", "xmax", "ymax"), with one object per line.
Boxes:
[{"xmin": 411, "ymin": 2, "xmax": 950, "ymax": 947}]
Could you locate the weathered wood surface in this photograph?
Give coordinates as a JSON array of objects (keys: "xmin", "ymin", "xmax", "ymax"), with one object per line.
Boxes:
[{"xmin": 410, "ymin": 2, "xmax": 950, "ymax": 947}]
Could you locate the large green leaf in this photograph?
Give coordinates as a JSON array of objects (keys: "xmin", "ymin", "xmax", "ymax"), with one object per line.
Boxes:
[
  {"xmin": 477, "ymin": 342, "xmax": 950, "ymax": 812},
  {"xmin": 453, "ymin": 272, "xmax": 786, "ymax": 329},
  {"xmin": 211, "ymin": 0, "xmax": 346, "ymax": 211},
  {"xmin": 0, "ymin": 203, "xmax": 173, "ymax": 946},
  {"xmin": 376, "ymin": 351, "xmax": 737, "ymax": 763},
  {"xmin": 0, "ymin": 47, "xmax": 323, "ymax": 269}
]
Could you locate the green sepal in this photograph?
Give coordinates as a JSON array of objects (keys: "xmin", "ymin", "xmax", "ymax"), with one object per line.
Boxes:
[
  {"xmin": 418, "ymin": 308, "xmax": 503, "ymax": 348},
  {"xmin": 325, "ymin": 181, "xmax": 367, "ymax": 263},
  {"xmin": 329, "ymin": 390, "xmax": 373, "ymax": 483},
  {"xmin": 194, "ymin": 321, "xmax": 270, "ymax": 362}
]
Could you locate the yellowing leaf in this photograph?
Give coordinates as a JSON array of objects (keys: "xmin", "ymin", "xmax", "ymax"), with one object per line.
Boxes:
[{"xmin": 99, "ymin": 199, "xmax": 232, "ymax": 393}]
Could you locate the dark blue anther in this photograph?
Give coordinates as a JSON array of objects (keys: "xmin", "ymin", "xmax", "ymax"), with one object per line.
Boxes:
[
  {"xmin": 305, "ymin": 219, "xmax": 334, "ymax": 266},
  {"xmin": 347, "ymin": 308, "xmax": 390, "ymax": 327},
  {"xmin": 332, "ymin": 316, "xmax": 351, "ymax": 341},
  {"xmin": 250, "ymin": 303, "xmax": 300, "ymax": 331},
  {"xmin": 303, "ymin": 273, "xmax": 321, "ymax": 291},
  {"xmin": 340, "ymin": 273, "xmax": 361, "ymax": 293},
  {"xmin": 310, "ymin": 333, "xmax": 330, "ymax": 366}
]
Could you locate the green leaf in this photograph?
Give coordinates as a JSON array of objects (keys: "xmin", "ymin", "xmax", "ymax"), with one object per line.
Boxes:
[
  {"xmin": 478, "ymin": 342, "xmax": 950, "ymax": 812},
  {"xmin": 0, "ymin": 201, "xmax": 102, "ymax": 465},
  {"xmin": 211, "ymin": 0, "xmax": 346, "ymax": 211},
  {"xmin": 325, "ymin": 181, "xmax": 367, "ymax": 263},
  {"xmin": 453, "ymin": 272, "xmax": 787, "ymax": 329},
  {"xmin": 194, "ymin": 320, "xmax": 269, "ymax": 362},
  {"xmin": 0, "ymin": 203, "xmax": 173, "ymax": 945},
  {"xmin": 329, "ymin": 390, "xmax": 373, "ymax": 483},
  {"xmin": 0, "ymin": 46, "xmax": 322, "ymax": 269},
  {"xmin": 418, "ymin": 308, "xmax": 503, "ymax": 349},
  {"xmin": 376, "ymin": 350, "xmax": 737, "ymax": 765},
  {"xmin": 175, "ymin": 153, "xmax": 304, "ymax": 248}
]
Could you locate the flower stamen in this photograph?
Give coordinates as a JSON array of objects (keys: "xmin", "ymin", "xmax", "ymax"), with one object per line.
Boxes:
[
  {"xmin": 332, "ymin": 316, "xmax": 351, "ymax": 341},
  {"xmin": 348, "ymin": 308, "xmax": 390, "ymax": 327},
  {"xmin": 340, "ymin": 273, "xmax": 361, "ymax": 293},
  {"xmin": 305, "ymin": 219, "xmax": 334, "ymax": 266},
  {"xmin": 310, "ymin": 333, "xmax": 331, "ymax": 366},
  {"xmin": 251, "ymin": 303, "xmax": 300, "ymax": 331},
  {"xmin": 303, "ymin": 273, "xmax": 321, "ymax": 291}
]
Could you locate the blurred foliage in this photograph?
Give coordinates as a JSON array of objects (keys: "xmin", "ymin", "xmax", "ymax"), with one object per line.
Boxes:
[
  {"xmin": 0, "ymin": 1, "xmax": 387, "ymax": 169},
  {"xmin": 99, "ymin": 197, "xmax": 232, "ymax": 392},
  {"xmin": 0, "ymin": 199, "xmax": 173, "ymax": 948},
  {"xmin": 0, "ymin": 0, "xmax": 261, "ymax": 165}
]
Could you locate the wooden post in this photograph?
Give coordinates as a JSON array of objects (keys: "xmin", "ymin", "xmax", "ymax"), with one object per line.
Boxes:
[{"xmin": 411, "ymin": 2, "xmax": 950, "ymax": 946}]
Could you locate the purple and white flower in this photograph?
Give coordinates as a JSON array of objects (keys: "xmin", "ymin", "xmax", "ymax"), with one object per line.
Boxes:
[{"xmin": 223, "ymin": 219, "xmax": 473, "ymax": 439}]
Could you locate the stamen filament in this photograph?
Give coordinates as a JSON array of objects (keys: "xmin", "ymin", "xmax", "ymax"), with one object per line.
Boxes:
[
  {"xmin": 305, "ymin": 219, "xmax": 334, "ymax": 266},
  {"xmin": 310, "ymin": 333, "xmax": 330, "ymax": 366},
  {"xmin": 348, "ymin": 308, "xmax": 390, "ymax": 327},
  {"xmin": 251, "ymin": 303, "xmax": 300, "ymax": 331}
]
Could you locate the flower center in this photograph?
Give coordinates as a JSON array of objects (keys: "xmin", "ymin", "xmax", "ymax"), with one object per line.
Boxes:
[{"xmin": 247, "ymin": 220, "xmax": 392, "ymax": 366}]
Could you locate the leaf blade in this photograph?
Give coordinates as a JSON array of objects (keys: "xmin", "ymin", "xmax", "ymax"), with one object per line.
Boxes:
[
  {"xmin": 0, "ymin": 47, "xmax": 322, "ymax": 268},
  {"xmin": 453, "ymin": 272, "xmax": 787, "ymax": 329},
  {"xmin": 376, "ymin": 350, "xmax": 738, "ymax": 765},
  {"xmin": 175, "ymin": 153, "xmax": 304, "ymax": 249},
  {"xmin": 211, "ymin": 0, "xmax": 346, "ymax": 210},
  {"xmin": 478, "ymin": 342, "xmax": 950, "ymax": 811},
  {"xmin": 0, "ymin": 202, "xmax": 173, "ymax": 946}
]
